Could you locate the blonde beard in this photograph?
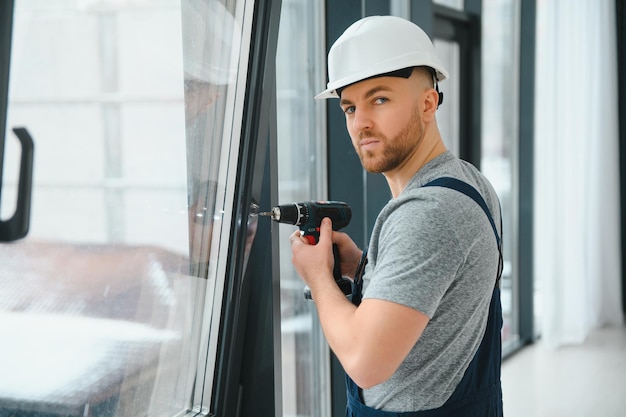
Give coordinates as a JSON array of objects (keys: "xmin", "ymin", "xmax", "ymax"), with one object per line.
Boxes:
[{"xmin": 356, "ymin": 107, "xmax": 425, "ymax": 174}]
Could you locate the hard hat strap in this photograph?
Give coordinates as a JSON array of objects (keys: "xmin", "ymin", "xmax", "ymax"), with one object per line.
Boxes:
[{"xmin": 428, "ymin": 67, "xmax": 444, "ymax": 108}]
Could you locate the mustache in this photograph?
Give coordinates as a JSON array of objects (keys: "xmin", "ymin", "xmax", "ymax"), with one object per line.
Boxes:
[{"xmin": 359, "ymin": 130, "xmax": 382, "ymax": 140}]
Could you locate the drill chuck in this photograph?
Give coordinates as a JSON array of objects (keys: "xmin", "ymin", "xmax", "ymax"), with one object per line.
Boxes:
[{"xmin": 262, "ymin": 203, "xmax": 305, "ymax": 226}]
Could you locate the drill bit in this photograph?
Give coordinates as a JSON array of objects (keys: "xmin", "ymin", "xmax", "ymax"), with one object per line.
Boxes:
[{"xmin": 258, "ymin": 208, "xmax": 280, "ymax": 221}]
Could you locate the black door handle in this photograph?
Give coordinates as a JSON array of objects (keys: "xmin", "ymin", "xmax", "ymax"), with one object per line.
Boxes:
[{"xmin": 0, "ymin": 127, "xmax": 34, "ymax": 242}]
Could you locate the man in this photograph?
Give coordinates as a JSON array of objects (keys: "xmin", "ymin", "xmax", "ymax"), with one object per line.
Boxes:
[{"xmin": 290, "ymin": 15, "xmax": 503, "ymax": 416}]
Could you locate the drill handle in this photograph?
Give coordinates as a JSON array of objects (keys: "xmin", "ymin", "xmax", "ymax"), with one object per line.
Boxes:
[
  {"xmin": 304, "ymin": 244, "xmax": 353, "ymax": 300},
  {"xmin": 333, "ymin": 244, "xmax": 354, "ymax": 296}
]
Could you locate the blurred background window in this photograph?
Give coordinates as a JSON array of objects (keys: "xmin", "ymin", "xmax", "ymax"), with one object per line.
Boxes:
[{"xmin": 480, "ymin": 0, "xmax": 522, "ymax": 352}]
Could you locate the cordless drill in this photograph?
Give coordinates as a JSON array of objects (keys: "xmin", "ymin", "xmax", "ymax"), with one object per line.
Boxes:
[{"xmin": 259, "ymin": 201, "xmax": 353, "ymax": 299}]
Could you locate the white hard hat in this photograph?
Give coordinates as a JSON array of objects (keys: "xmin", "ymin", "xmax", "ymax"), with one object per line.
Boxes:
[
  {"xmin": 315, "ymin": 15, "xmax": 449, "ymax": 99},
  {"xmin": 182, "ymin": 0, "xmax": 241, "ymax": 85}
]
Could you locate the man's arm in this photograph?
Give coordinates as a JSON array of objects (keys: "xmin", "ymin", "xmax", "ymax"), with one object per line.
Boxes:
[{"xmin": 290, "ymin": 218, "xmax": 429, "ymax": 388}]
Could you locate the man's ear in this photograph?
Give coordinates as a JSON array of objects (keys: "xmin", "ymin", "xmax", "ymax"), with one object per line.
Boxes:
[{"xmin": 422, "ymin": 88, "xmax": 440, "ymax": 122}]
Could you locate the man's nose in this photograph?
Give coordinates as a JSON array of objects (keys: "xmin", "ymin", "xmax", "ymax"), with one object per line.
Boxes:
[{"xmin": 351, "ymin": 108, "xmax": 373, "ymax": 131}]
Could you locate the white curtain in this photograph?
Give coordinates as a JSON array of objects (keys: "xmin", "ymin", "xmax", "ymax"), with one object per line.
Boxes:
[{"xmin": 534, "ymin": 0, "xmax": 623, "ymax": 347}]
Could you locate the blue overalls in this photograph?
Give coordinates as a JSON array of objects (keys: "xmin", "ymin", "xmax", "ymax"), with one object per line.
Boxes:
[{"xmin": 346, "ymin": 178, "xmax": 504, "ymax": 417}]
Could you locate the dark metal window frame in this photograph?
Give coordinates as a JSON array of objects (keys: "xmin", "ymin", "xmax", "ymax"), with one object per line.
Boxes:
[
  {"xmin": 210, "ymin": 0, "xmax": 283, "ymax": 416},
  {"xmin": 517, "ymin": 0, "xmax": 537, "ymax": 346},
  {"xmin": 617, "ymin": 0, "xmax": 626, "ymax": 315}
]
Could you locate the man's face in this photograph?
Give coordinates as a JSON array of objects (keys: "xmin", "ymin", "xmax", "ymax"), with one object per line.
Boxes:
[{"xmin": 339, "ymin": 73, "xmax": 426, "ymax": 174}]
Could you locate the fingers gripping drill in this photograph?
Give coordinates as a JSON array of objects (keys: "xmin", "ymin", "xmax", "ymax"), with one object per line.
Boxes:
[{"xmin": 259, "ymin": 201, "xmax": 353, "ymax": 299}]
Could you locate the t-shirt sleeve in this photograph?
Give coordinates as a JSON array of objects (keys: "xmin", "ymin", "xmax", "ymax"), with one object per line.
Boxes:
[{"xmin": 362, "ymin": 195, "xmax": 463, "ymax": 318}]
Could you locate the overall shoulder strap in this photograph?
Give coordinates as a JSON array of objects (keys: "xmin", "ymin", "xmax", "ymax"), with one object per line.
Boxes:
[{"xmin": 423, "ymin": 176, "xmax": 503, "ymax": 284}]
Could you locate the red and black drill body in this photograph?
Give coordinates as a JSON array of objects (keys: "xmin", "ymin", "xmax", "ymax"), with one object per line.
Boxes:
[{"xmin": 260, "ymin": 201, "xmax": 353, "ymax": 299}]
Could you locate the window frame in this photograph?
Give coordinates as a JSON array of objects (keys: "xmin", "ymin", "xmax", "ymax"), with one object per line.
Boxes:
[{"xmin": 209, "ymin": 0, "xmax": 284, "ymax": 416}]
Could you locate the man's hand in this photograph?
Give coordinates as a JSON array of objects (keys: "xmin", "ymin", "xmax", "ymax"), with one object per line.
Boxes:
[{"xmin": 290, "ymin": 217, "xmax": 336, "ymax": 294}]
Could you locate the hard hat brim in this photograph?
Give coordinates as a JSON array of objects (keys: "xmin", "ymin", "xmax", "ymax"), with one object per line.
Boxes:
[{"xmin": 314, "ymin": 88, "xmax": 339, "ymax": 100}]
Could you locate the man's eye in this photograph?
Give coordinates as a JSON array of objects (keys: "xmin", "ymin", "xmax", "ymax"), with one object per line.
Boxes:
[
  {"xmin": 374, "ymin": 97, "xmax": 388, "ymax": 105},
  {"xmin": 343, "ymin": 106, "xmax": 355, "ymax": 114}
]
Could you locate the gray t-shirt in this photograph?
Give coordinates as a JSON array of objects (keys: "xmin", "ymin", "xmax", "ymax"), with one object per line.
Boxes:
[{"xmin": 361, "ymin": 151, "xmax": 501, "ymax": 411}]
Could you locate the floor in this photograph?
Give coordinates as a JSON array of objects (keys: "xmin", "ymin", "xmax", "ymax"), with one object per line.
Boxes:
[{"xmin": 501, "ymin": 325, "xmax": 626, "ymax": 417}]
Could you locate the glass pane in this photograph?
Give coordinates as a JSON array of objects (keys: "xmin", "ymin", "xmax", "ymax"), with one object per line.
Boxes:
[
  {"xmin": 181, "ymin": 0, "xmax": 247, "ymax": 409},
  {"xmin": 434, "ymin": 39, "xmax": 461, "ymax": 157},
  {"xmin": 0, "ymin": 0, "xmax": 245, "ymax": 415},
  {"xmin": 276, "ymin": 1, "xmax": 329, "ymax": 416},
  {"xmin": 481, "ymin": 0, "xmax": 520, "ymax": 351}
]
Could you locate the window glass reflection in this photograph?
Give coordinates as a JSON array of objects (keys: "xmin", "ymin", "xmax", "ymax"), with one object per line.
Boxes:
[
  {"xmin": 0, "ymin": 0, "xmax": 243, "ymax": 415},
  {"xmin": 182, "ymin": 0, "xmax": 241, "ymax": 277}
]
